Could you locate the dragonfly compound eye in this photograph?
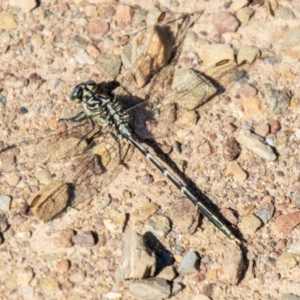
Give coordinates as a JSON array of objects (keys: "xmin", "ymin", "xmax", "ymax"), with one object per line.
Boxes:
[
  {"xmin": 85, "ymin": 80, "xmax": 97, "ymax": 93},
  {"xmin": 70, "ymin": 86, "xmax": 83, "ymax": 103}
]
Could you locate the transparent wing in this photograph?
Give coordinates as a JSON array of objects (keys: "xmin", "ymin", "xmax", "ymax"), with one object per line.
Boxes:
[
  {"xmin": 104, "ymin": 10, "xmax": 247, "ymax": 141},
  {"xmin": 114, "ymin": 11, "xmax": 203, "ymax": 104},
  {"xmin": 0, "ymin": 116, "xmax": 103, "ymax": 219},
  {"xmin": 125, "ymin": 59, "xmax": 248, "ymax": 141}
]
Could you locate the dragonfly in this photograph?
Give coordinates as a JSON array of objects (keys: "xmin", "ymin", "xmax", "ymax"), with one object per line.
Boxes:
[{"xmin": 0, "ymin": 11, "xmax": 245, "ymax": 244}]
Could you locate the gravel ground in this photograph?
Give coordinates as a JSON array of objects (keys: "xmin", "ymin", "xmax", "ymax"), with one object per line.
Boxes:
[{"xmin": 1, "ymin": 0, "xmax": 300, "ymax": 299}]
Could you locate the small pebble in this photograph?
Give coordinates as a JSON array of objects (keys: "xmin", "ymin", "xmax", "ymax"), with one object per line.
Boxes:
[
  {"xmin": 17, "ymin": 267, "xmax": 34, "ymax": 287},
  {"xmin": 55, "ymin": 259, "xmax": 70, "ymax": 273},
  {"xmin": 87, "ymin": 21, "xmax": 109, "ymax": 39},
  {"xmin": 116, "ymin": 4, "xmax": 134, "ymax": 22},
  {"xmin": 274, "ymin": 5, "xmax": 295, "ymax": 20},
  {"xmin": 276, "ymin": 253, "xmax": 297, "ymax": 270},
  {"xmin": 30, "ymin": 33, "xmax": 43, "ymax": 48},
  {"xmin": 69, "ymin": 35, "xmax": 88, "ymax": 50},
  {"xmin": 260, "ymin": 84, "xmax": 290, "ymax": 114},
  {"xmin": 237, "ymin": 45, "xmax": 260, "ymax": 64},
  {"xmin": 273, "ymin": 213, "xmax": 300, "ymax": 234},
  {"xmin": 212, "ymin": 12, "xmax": 240, "ymax": 35},
  {"xmin": 220, "ymin": 208, "xmax": 239, "ymax": 225},
  {"xmin": 229, "ymin": 0, "xmax": 250, "ymax": 12},
  {"xmin": 256, "ymin": 202, "xmax": 275, "ymax": 224},
  {"xmin": 222, "ymin": 123, "xmax": 237, "ymax": 134},
  {"xmin": 0, "ymin": 214, "xmax": 8, "ymax": 232},
  {"xmin": 238, "ymin": 214, "xmax": 262, "ymax": 235},
  {"xmin": 0, "ymin": 194, "xmax": 12, "ymax": 212},
  {"xmin": 84, "ymin": 5, "xmax": 98, "ymax": 18},
  {"xmin": 38, "ymin": 277, "xmax": 60, "ymax": 294},
  {"xmin": 201, "ymin": 44, "xmax": 235, "ymax": 66},
  {"xmin": 69, "ymin": 270, "xmax": 86, "ymax": 284},
  {"xmin": 51, "ymin": 229, "xmax": 74, "ymax": 248},
  {"xmin": 157, "ymin": 265, "xmax": 177, "ymax": 281},
  {"xmin": 177, "ymin": 249, "xmax": 200, "ymax": 275},
  {"xmin": 223, "ymin": 137, "xmax": 241, "ymax": 161},
  {"xmin": 34, "ymin": 168, "xmax": 52, "ymax": 185},
  {"xmin": 129, "ymin": 278, "xmax": 171, "ymax": 300},
  {"xmin": 141, "ymin": 174, "xmax": 154, "ymax": 185},
  {"xmin": 254, "ymin": 124, "xmax": 270, "ymax": 137},
  {"xmin": 236, "ymin": 7, "xmax": 255, "ymax": 24},
  {"xmin": 144, "ymin": 214, "xmax": 171, "ymax": 239},
  {"xmin": 238, "ymin": 83, "xmax": 257, "ymax": 98},
  {"xmin": 72, "ymin": 231, "xmax": 96, "ymax": 246},
  {"xmin": 224, "ymin": 160, "xmax": 247, "ymax": 181},
  {"xmin": 269, "ymin": 120, "xmax": 281, "ymax": 134},
  {"xmin": 103, "ymin": 210, "xmax": 126, "ymax": 234},
  {"xmin": 236, "ymin": 129, "xmax": 277, "ymax": 161},
  {"xmin": 287, "ymin": 242, "xmax": 300, "ymax": 255},
  {"xmin": 0, "ymin": 13, "xmax": 17, "ymax": 30}
]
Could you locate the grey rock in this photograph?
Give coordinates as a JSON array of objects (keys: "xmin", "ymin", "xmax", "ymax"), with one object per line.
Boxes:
[
  {"xmin": 287, "ymin": 242, "xmax": 300, "ymax": 255},
  {"xmin": 282, "ymin": 295, "xmax": 300, "ymax": 300},
  {"xmin": 260, "ymin": 84, "xmax": 290, "ymax": 114},
  {"xmin": 0, "ymin": 194, "xmax": 11, "ymax": 212},
  {"xmin": 236, "ymin": 129, "xmax": 277, "ymax": 161},
  {"xmin": 69, "ymin": 35, "xmax": 88, "ymax": 50},
  {"xmin": 274, "ymin": 6, "xmax": 296, "ymax": 20},
  {"xmin": 115, "ymin": 230, "xmax": 156, "ymax": 281},
  {"xmin": 0, "ymin": 95, "xmax": 7, "ymax": 108},
  {"xmin": 129, "ymin": 277, "xmax": 171, "ymax": 300},
  {"xmin": 71, "ymin": 231, "xmax": 96, "ymax": 246},
  {"xmin": 34, "ymin": 168, "xmax": 52, "ymax": 185},
  {"xmin": 177, "ymin": 249, "xmax": 200, "ymax": 275},
  {"xmin": 256, "ymin": 202, "xmax": 275, "ymax": 224},
  {"xmin": 74, "ymin": 50, "xmax": 95, "ymax": 65}
]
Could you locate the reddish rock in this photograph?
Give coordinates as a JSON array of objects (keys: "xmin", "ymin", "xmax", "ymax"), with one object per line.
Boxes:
[
  {"xmin": 220, "ymin": 208, "xmax": 239, "ymax": 225},
  {"xmin": 273, "ymin": 213, "xmax": 300, "ymax": 234},
  {"xmin": 104, "ymin": 6, "xmax": 116, "ymax": 18},
  {"xmin": 269, "ymin": 120, "xmax": 281, "ymax": 134},
  {"xmin": 212, "ymin": 12, "xmax": 239, "ymax": 35},
  {"xmin": 239, "ymin": 83, "xmax": 258, "ymax": 98},
  {"xmin": 51, "ymin": 229, "xmax": 74, "ymax": 248},
  {"xmin": 87, "ymin": 21, "xmax": 109, "ymax": 39},
  {"xmin": 116, "ymin": 4, "xmax": 134, "ymax": 22},
  {"xmin": 254, "ymin": 123, "xmax": 270, "ymax": 137},
  {"xmin": 222, "ymin": 123, "xmax": 237, "ymax": 134}
]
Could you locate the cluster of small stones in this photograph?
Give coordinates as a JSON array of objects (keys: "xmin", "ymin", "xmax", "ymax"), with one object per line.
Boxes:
[{"xmin": 1, "ymin": 0, "xmax": 300, "ymax": 299}]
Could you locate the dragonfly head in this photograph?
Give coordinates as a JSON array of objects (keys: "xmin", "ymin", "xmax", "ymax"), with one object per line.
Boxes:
[{"xmin": 70, "ymin": 80, "xmax": 97, "ymax": 103}]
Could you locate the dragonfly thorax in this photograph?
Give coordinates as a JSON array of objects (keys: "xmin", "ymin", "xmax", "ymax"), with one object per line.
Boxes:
[{"xmin": 79, "ymin": 85, "xmax": 132, "ymax": 139}]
